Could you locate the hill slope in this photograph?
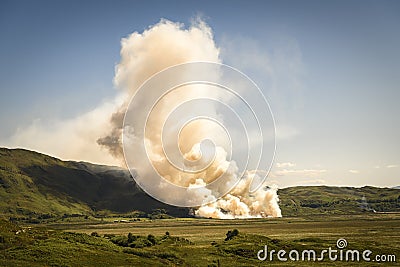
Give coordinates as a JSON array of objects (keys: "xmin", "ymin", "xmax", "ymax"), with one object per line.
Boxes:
[
  {"xmin": 279, "ymin": 185, "xmax": 400, "ymax": 216},
  {"xmin": 0, "ymin": 148, "xmax": 188, "ymax": 219}
]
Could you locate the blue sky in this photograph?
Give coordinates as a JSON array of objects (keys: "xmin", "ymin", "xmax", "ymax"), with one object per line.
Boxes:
[{"xmin": 0, "ymin": 0, "xmax": 399, "ymax": 187}]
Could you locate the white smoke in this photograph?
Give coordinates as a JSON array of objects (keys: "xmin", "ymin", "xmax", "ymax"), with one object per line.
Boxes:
[
  {"xmin": 196, "ymin": 175, "xmax": 281, "ymax": 219},
  {"xmin": 97, "ymin": 18, "xmax": 221, "ymax": 159},
  {"xmin": 100, "ymin": 19, "xmax": 281, "ymax": 218}
]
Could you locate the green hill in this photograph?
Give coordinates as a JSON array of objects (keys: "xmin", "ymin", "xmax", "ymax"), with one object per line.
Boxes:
[
  {"xmin": 279, "ymin": 185, "xmax": 400, "ymax": 216},
  {"xmin": 0, "ymin": 148, "xmax": 188, "ymax": 221},
  {"xmin": 0, "ymin": 147, "xmax": 399, "ymax": 220}
]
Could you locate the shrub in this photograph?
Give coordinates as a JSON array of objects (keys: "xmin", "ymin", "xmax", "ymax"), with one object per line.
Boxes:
[
  {"xmin": 147, "ymin": 234, "xmax": 156, "ymax": 245},
  {"xmin": 225, "ymin": 229, "xmax": 239, "ymax": 241},
  {"xmin": 90, "ymin": 232, "xmax": 100, "ymax": 237},
  {"xmin": 110, "ymin": 236, "xmax": 129, "ymax": 247},
  {"xmin": 128, "ymin": 233, "xmax": 137, "ymax": 243},
  {"xmin": 111, "ymin": 233, "xmax": 159, "ymax": 248},
  {"xmin": 129, "ymin": 238, "xmax": 152, "ymax": 248}
]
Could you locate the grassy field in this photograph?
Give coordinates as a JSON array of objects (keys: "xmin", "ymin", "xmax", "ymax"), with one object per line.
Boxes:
[
  {"xmin": 56, "ymin": 213, "xmax": 400, "ymax": 244},
  {"xmin": 1, "ymin": 213, "xmax": 399, "ymax": 266}
]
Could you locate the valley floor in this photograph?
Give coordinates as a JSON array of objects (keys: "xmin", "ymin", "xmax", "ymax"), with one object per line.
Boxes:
[{"xmin": 1, "ymin": 213, "xmax": 399, "ymax": 266}]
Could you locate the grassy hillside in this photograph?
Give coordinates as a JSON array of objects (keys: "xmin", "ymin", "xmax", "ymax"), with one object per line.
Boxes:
[
  {"xmin": 0, "ymin": 219, "xmax": 158, "ymax": 266},
  {"xmin": 0, "ymin": 148, "xmax": 188, "ymax": 221},
  {"xmin": 279, "ymin": 185, "xmax": 400, "ymax": 216},
  {"xmin": 0, "ymin": 148, "xmax": 91, "ymax": 217}
]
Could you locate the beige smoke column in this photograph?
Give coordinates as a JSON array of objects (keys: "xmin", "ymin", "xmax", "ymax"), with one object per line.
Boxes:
[
  {"xmin": 97, "ymin": 19, "xmax": 220, "ymax": 158},
  {"xmin": 99, "ymin": 19, "xmax": 281, "ymax": 218}
]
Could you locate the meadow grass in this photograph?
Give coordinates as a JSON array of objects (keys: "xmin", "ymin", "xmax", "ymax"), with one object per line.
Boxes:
[{"xmin": 1, "ymin": 213, "xmax": 397, "ymax": 266}]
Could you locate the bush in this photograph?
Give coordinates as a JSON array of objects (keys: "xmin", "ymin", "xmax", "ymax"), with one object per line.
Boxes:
[
  {"xmin": 129, "ymin": 238, "xmax": 152, "ymax": 248},
  {"xmin": 110, "ymin": 236, "xmax": 129, "ymax": 247},
  {"xmin": 147, "ymin": 234, "xmax": 156, "ymax": 245},
  {"xmin": 112, "ymin": 234, "xmax": 156, "ymax": 248},
  {"xmin": 128, "ymin": 233, "xmax": 137, "ymax": 243},
  {"xmin": 225, "ymin": 229, "xmax": 239, "ymax": 241},
  {"xmin": 90, "ymin": 232, "xmax": 100, "ymax": 237}
]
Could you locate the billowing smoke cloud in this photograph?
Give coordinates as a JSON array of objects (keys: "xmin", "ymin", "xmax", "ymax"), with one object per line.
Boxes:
[
  {"xmin": 3, "ymin": 19, "xmax": 281, "ymax": 218},
  {"xmin": 97, "ymin": 19, "xmax": 220, "ymax": 161},
  {"xmin": 196, "ymin": 176, "xmax": 281, "ymax": 218},
  {"xmin": 97, "ymin": 105, "xmax": 126, "ymax": 160},
  {"xmin": 98, "ymin": 19, "xmax": 281, "ymax": 218}
]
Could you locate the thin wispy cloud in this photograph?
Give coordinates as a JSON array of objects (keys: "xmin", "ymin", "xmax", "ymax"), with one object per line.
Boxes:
[
  {"xmin": 386, "ymin": 164, "xmax": 398, "ymax": 168},
  {"xmin": 276, "ymin": 162, "xmax": 296, "ymax": 168},
  {"xmin": 349, "ymin": 170, "xmax": 360, "ymax": 174},
  {"xmin": 298, "ymin": 179, "xmax": 326, "ymax": 184},
  {"xmin": 275, "ymin": 169, "xmax": 327, "ymax": 177}
]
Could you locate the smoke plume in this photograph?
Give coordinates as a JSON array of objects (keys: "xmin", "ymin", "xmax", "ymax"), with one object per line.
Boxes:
[
  {"xmin": 3, "ymin": 18, "xmax": 281, "ymax": 218},
  {"xmin": 97, "ymin": 19, "xmax": 220, "ymax": 161},
  {"xmin": 196, "ymin": 178, "xmax": 281, "ymax": 219},
  {"xmin": 98, "ymin": 19, "xmax": 281, "ymax": 218}
]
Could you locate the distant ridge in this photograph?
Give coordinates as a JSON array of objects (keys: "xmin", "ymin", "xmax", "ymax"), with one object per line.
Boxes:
[{"xmin": 279, "ymin": 185, "xmax": 400, "ymax": 216}]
